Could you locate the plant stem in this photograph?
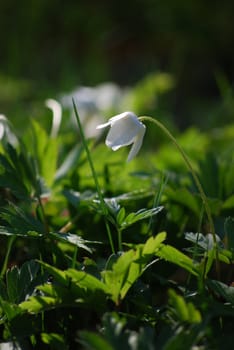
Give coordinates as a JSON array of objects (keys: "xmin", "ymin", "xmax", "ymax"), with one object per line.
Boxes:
[
  {"xmin": 72, "ymin": 99, "xmax": 115, "ymax": 254},
  {"xmin": 117, "ymin": 228, "xmax": 123, "ymax": 252},
  {"xmin": 0, "ymin": 236, "xmax": 16, "ymax": 277},
  {"xmin": 139, "ymin": 116, "xmax": 220, "ymax": 277},
  {"xmin": 37, "ymin": 194, "xmax": 49, "ymax": 234}
]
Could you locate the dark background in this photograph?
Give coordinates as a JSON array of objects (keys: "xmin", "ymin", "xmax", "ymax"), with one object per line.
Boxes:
[{"xmin": 1, "ymin": 0, "xmax": 234, "ymax": 128}]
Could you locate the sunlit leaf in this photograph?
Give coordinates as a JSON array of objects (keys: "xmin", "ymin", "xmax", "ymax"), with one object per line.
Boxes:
[
  {"xmin": 156, "ymin": 244, "xmax": 199, "ymax": 276},
  {"xmin": 49, "ymin": 232, "xmax": 99, "ymax": 253},
  {"xmin": 41, "ymin": 333, "xmax": 68, "ymax": 350},
  {"xmin": 102, "ymin": 232, "xmax": 166, "ymax": 304},
  {"xmin": 119, "ymin": 206, "xmax": 163, "ymax": 229}
]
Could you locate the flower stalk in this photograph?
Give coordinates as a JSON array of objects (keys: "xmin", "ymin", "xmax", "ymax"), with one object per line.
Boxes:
[
  {"xmin": 139, "ymin": 115, "xmax": 220, "ymax": 278},
  {"xmin": 72, "ymin": 99, "xmax": 115, "ymax": 254}
]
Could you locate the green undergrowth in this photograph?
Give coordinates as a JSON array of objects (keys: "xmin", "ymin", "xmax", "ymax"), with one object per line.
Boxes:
[{"xmin": 0, "ymin": 111, "xmax": 233, "ymax": 350}]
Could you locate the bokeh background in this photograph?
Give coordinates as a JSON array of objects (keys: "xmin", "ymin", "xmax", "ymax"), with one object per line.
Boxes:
[{"xmin": 1, "ymin": 0, "xmax": 234, "ymax": 130}]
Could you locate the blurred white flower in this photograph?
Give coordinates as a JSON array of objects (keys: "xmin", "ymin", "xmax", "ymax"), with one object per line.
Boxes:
[
  {"xmin": 60, "ymin": 83, "xmax": 125, "ymax": 138},
  {"xmin": 96, "ymin": 111, "xmax": 146, "ymax": 162},
  {"xmin": 45, "ymin": 98, "xmax": 62, "ymax": 138},
  {"xmin": 0, "ymin": 114, "xmax": 18, "ymax": 145},
  {"xmin": 0, "ymin": 114, "xmax": 7, "ymax": 139}
]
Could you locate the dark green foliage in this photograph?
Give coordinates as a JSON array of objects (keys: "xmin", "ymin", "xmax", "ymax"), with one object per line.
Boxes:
[{"xmin": 0, "ymin": 109, "xmax": 233, "ymax": 349}]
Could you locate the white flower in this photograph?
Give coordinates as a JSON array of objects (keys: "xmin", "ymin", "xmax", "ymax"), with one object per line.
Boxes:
[
  {"xmin": 45, "ymin": 98, "xmax": 62, "ymax": 138},
  {"xmin": 0, "ymin": 114, "xmax": 18, "ymax": 145},
  {"xmin": 0, "ymin": 114, "xmax": 7, "ymax": 139},
  {"xmin": 96, "ymin": 111, "xmax": 146, "ymax": 162}
]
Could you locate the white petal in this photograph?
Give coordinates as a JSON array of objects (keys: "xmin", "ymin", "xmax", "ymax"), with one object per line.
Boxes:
[
  {"xmin": 96, "ymin": 111, "xmax": 136, "ymax": 130},
  {"xmin": 109, "ymin": 144, "xmax": 123, "ymax": 151},
  {"xmin": 96, "ymin": 121, "xmax": 111, "ymax": 129},
  {"xmin": 105, "ymin": 113, "xmax": 144, "ymax": 150},
  {"xmin": 45, "ymin": 99, "xmax": 62, "ymax": 138},
  {"xmin": 127, "ymin": 125, "xmax": 146, "ymax": 162},
  {"xmin": 108, "ymin": 111, "xmax": 137, "ymax": 125},
  {"xmin": 0, "ymin": 114, "xmax": 7, "ymax": 139}
]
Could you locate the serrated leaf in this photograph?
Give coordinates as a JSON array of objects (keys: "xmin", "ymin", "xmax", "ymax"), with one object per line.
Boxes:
[
  {"xmin": 19, "ymin": 296, "xmax": 58, "ymax": 313},
  {"xmin": 142, "ymin": 231, "xmax": 167, "ymax": 255},
  {"xmin": 185, "ymin": 232, "xmax": 223, "ymax": 251},
  {"xmin": 116, "ymin": 207, "xmax": 126, "ymax": 226},
  {"xmin": 0, "ymin": 299, "xmax": 22, "ymax": 320},
  {"xmin": 49, "ymin": 232, "xmax": 99, "ymax": 253},
  {"xmin": 6, "ymin": 266, "xmax": 20, "ymax": 303},
  {"xmin": 208, "ymin": 280, "xmax": 234, "ymax": 305},
  {"xmin": 0, "ymin": 227, "xmax": 42, "ymax": 238},
  {"xmin": 6, "ymin": 260, "xmax": 40, "ymax": 304},
  {"xmin": 0, "ymin": 141, "xmax": 36, "ymax": 199},
  {"xmin": 102, "ymin": 233, "xmax": 166, "ymax": 304},
  {"xmin": 156, "ymin": 244, "xmax": 199, "ymax": 276},
  {"xmin": 0, "ymin": 202, "xmax": 45, "ymax": 235},
  {"xmin": 66, "ymin": 269, "xmax": 108, "ymax": 294},
  {"xmin": 120, "ymin": 206, "xmax": 163, "ymax": 229},
  {"xmin": 37, "ymin": 262, "xmax": 69, "ymax": 287},
  {"xmin": 20, "ymin": 266, "xmax": 109, "ymax": 314}
]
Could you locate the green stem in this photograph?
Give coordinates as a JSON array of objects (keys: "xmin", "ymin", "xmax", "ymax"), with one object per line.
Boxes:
[
  {"xmin": 37, "ymin": 194, "xmax": 49, "ymax": 234},
  {"xmin": 139, "ymin": 116, "xmax": 220, "ymax": 277},
  {"xmin": 117, "ymin": 228, "xmax": 123, "ymax": 252},
  {"xmin": 72, "ymin": 99, "xmax": 115, "ymax": 254},
  {"xmin": 1, "ymin": 236, "xmax": 16, "ymax": 277}
]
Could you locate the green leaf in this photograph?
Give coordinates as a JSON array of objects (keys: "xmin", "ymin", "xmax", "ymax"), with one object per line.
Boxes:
[
  {"xmin": 6, "ymin": 266, "xmax": 20, "ymax": 303},
  {"xmin": 20, "ymin": 281, "xmax": 90, "ymax": 313},
  {"xmin": 156, "ymin": 244, "xmax": 199, "ymax": 276},
  {"xmin": 0, "ymin": 298, "xmax": 22, "ymax": 320},
  {"xmin": 208, "ymin": 280, "xmax": 234, "ymax": 305},
  {"xmin": 185, "ymin": 232, "xmax": 223, "ymax": 251},
  {"xmin": 20, "ymin": 262, "xmax": 109, "ymax": 313},
  {"xmin": 198, "ymin": 152, "xmax": 220, "ymax": 198},
  {"xmin": 0, "ymin": 202, "xmax": 45, "ymax": 235},
  {"xmin": 37, "ymin": 262, "xmax": 69, "ymax": 287},
  {"xmin": 79, "ymin": 331, "xmax": 113, "ymax": 350},
  {"xmin": 49, "ymin": 232, "xmax": 99, "ymax": 253},
  {"xmin": 223, "ymin": 195, "xmax": 234, "ymax": 210},
  {"xmin": 142, "ymin": 231, "xmax": 167, "ymax": 255},
  {"xmin": 0, "ymin": 226, "xmax": 42, "ymax": 238},
  {"xmin": 55, "ymin": 144, "xmax": 83, "ymax": 182},
  {"xmin": 119, "ymin": 206, "xmax": 163, "ymax": 230},
  {"xmin": 102, "ymin": 232, "xmax": 166, "ymax": 304},
  {"xmin": 41, "ymin": 333, "xmax": 68, "ymax": 350},
  {"xmin": 168, "ymin": 289, "xmax": 201, "ymax": 324},
  {"xmin": 79, "ymin": 312, "xmax": 156, "ymax": 350},
  {"xmin": 30, "ymin": 120, "xmax": 58, "ymax": 187},
  {"xmin": 0, "ymin": 150, "xmax": 31, "ymax": 199},
  {"xmin": 19, "ymin": 296, "xmax": 59, "ymax": 313},
  {"xmin": 166, "ymin": 187, "xmax": 200, "ymax": 216},
  {"xmin": 66, "ymin": 269, "xmax": 108, "ymax": 294},
  {"xmin": 116, "ymin": 207, "xmax": 126, "ymax": 226},
  {"xmin": 102, "ymin": 250, "xmax": 135, "ymax": 304},
  {"xmin": 6, "ymin": 260, "xmax": 40, "ymax": 303}
]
